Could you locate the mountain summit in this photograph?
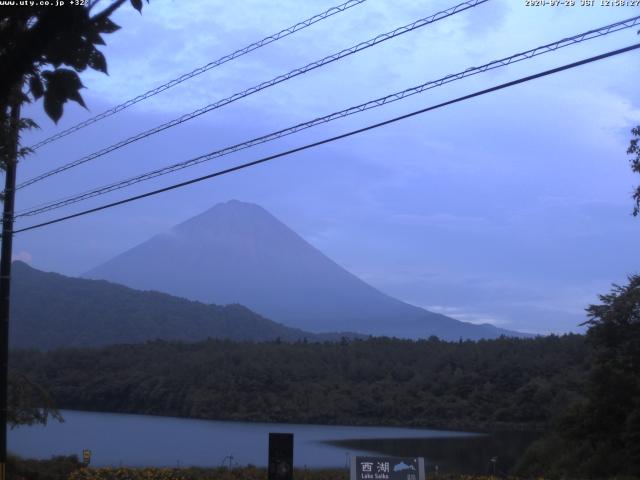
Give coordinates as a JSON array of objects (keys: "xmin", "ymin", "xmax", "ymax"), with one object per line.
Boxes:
[{"xmin": 85, "ymin": 200, "xmax": 524, "ymax": 340}]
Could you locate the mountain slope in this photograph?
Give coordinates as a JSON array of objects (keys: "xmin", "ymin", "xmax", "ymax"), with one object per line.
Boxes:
[
  {"xmin": 9, "ymin": 261, "xmax": 334, "ymax": 350},
  {"xmin": 85, "ymin": 200, "xmax": 526, "ymax": 340}
]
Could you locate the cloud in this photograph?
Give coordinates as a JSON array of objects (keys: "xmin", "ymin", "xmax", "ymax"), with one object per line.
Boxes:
[
  {"xmin": 390, "ymin": 212, "xmax": 493, "ymax": 231},
  {"xmin": 424, "ymin": 304, "xmax": 509, "ymax": 326},
  {"xmin": 15, "ymin": 1, "xmax": 640, "ymax": 338},
  {"xmin": 12, "ymin": 251, "xmax": 32, "ymax": 263}
]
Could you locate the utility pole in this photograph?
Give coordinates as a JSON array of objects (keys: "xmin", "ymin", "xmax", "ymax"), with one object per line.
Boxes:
[{"xmin": 0, "ymin": 91, "xmax": 21, "ymax": 480}]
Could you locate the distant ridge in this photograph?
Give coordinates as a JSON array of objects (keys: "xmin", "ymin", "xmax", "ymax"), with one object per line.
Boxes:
[
  {"xmin": 9, "ymin": 261, "xmax": 351, "ymax": 351},
  {"xmin": 85, "ymin": 200, "xmax": 528, "ymax": 340}
]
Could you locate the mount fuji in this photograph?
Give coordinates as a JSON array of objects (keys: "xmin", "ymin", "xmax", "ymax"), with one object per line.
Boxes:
[{"xmin": 85, "ymin": 200, "xmax": 526, "ymax": 340}]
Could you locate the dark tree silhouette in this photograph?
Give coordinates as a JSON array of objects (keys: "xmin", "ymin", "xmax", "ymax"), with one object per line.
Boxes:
[
  {"xmin": 581, "ymin": 275, "xmax": 640, "ymax": 474},
  {"xmin": 0, "ymin": 0, "xmax": 148, "ymax": 126},
  {"xmin": 517, "ymin": 276, "xmax": 640, "ymax": 478},
  {"xmin": 1, "ymin": 0, "xmax": 149, "ymax": 471},
  {"xmin": 7, "ymin": 370, "xmax": 62, "ymax": 428},
  {"xmin": 628, "ymin": 126, "xmax": 640, "ymax": 216}
]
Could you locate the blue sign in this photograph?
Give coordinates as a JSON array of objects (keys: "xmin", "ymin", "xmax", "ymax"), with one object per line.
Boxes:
[{"xmin": 350, "ymin": 456, "xmax": 425, "ymax": 480}]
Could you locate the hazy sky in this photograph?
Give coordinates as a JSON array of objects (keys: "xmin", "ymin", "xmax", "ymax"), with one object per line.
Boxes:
[{"xmin": 12, "ymin": 0, "xmax": 640, "ymax": 335}]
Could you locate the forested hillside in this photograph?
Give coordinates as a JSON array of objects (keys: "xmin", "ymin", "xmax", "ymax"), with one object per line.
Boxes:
[
  {"xmin": 12, "ymin": 335, "xmax": 587, "ymax": 431},
  {"xmin": 10, "ymin": 261, "xmax": 348, "ymax": 350}
]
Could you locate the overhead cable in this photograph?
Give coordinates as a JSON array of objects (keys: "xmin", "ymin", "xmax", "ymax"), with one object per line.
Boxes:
[
  {"xmin": 12, "ymin": 42, "xmax": 640, "ymax": 235},
  {"xmin": 15, "ymin": 15, "xmax": 640, "ymax": 218},
  {"xmin": 27, "ymin": 0, "xmax": 369, "ymax": 151},
  {"xmin": 16, "ymin": 0, "xmax": 489, "ymax": 191}
]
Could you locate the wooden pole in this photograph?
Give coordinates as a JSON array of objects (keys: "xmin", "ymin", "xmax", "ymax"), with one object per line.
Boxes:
[{"xmin": 0, "ymin": 92, "xmax": 21, "ymax": 480}]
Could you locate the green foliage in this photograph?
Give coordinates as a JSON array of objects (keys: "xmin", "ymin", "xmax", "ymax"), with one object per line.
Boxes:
[
  {"xmin": 1, "ymin": 0, "xmax": 148, "ymax": 463},
  {"xmin": 516, "ymin": 276, "xmax": 640, "ymax": 478},
  {"xmin": 1, "ymin": 0, "xmax": 149, "ymax": 178},
  {"xmin": 7, "ymin": 370, "xmax": 63, "ymax": 428},
  {"xmin": 41, "ymin": 68, "xmax": 87, "ymax": 122},
  {"xmin": 66, "ymin": 466, "xmax": 350, "ymax": 480},
  {"xmin": 7, "ymin": 454, "xmax": 82, "ymax": 480},
  {"xmin": 0, "ymin": 0, "xmax": 148, "ymax": 122},
  {"xmin": 0, "ymin": 111, "xmax": 38, "ymax": 177},
  {"xmin": 10, "ymin": 261, "xmax": 333, "ymax": 350},
  {"xmin": 8, "ymin": 458, "xmax": 512, "ymax": 480},
  {"xmin": 627, "ymin": 126, "xmax": 640, "ymax": 216},
  {"xmin": 4, "ymin": 461, "xmax": 535, "ymax": 480},
  {"xmin": 66, "ymin": 466, "xmax": 351, "ymax": 480},
  {"xmin": 11, "ymin": 334, "xmax": 588, "ymax": 432}
]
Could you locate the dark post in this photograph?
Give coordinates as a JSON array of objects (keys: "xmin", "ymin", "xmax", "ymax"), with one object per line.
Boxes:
[
  {"xmin": 0, "ymin": 95, "xmax": 20, "ymax": 480},
  {"xmin": 268, "ymin": 432, "xmax": 293, "ymax": 480}
]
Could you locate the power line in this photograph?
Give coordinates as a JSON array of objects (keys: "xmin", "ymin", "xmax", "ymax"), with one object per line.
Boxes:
[
  {"xmin": 12, "ymin": 42, "xmax": 640, "ymax": 235},
  {"xmin": 15, "ymin": 15, "xmax": 640, "ymax": 219},
  {"xmin": 27, "ymin": 0, "xmax": 368, "ymax": 151},
  {"xmin": 15, "ymin": 0, "xmax": 489, "ymax": 191}
]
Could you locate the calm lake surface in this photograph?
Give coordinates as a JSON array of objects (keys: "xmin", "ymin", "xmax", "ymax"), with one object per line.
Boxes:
[{"xmin": 8, "ymin": 410, "xmax": 538, "ymax": 473}]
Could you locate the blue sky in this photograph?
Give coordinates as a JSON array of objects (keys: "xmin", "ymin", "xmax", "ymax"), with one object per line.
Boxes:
[{"xmin": 12, "ymin": 0, "xmax": 640, "ymax": 334}]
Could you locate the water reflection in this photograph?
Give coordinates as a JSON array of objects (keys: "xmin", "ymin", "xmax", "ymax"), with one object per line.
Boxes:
[
  {"xmin": 9, "ymin": 410, "xmax": 538, "ymax": 472},
  {"xmin": 323, "ymin": 431, "xmax": 540, "ymax": 474}
]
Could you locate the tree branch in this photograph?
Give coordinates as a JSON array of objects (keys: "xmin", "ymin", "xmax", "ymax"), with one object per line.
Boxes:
[{"xmin": 91, "ymin": 0, "xmax": 127, "ymax": 21}]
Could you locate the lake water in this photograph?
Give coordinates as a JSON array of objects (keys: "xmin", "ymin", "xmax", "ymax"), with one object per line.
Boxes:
[{"xmin": 8, "ymin": 410, "xmax": 538, "ymax": 473}]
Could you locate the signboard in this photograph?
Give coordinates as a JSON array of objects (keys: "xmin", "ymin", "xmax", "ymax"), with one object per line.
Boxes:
[
  {"xmin": 82, "ymin": 449, "xmax": 91, "ymax": 466},
  {"xmin": 350, "ymin": 456, "xmax": 425, "ymax": 480}
]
